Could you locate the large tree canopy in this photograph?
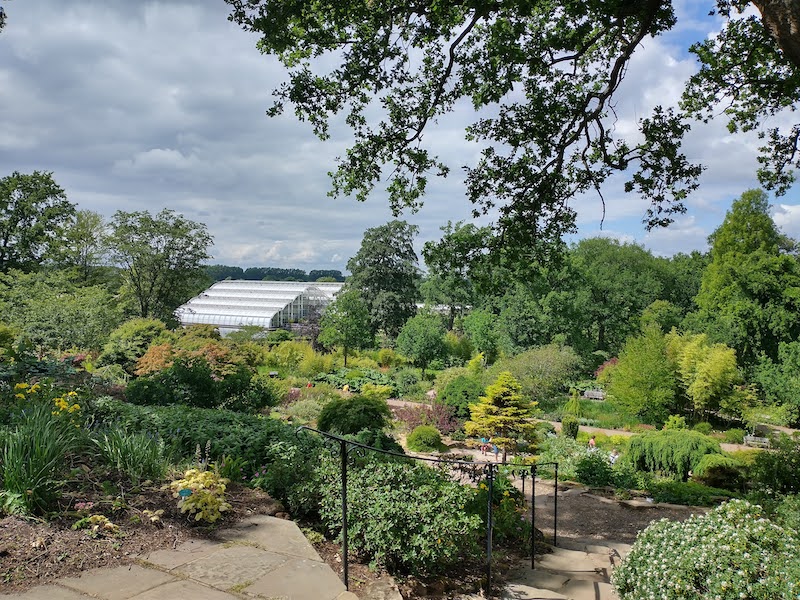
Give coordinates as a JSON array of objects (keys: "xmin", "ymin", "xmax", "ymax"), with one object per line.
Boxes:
[{"xmin": 226, "ymin": 1, "xmax": 799, "ymax": 250}]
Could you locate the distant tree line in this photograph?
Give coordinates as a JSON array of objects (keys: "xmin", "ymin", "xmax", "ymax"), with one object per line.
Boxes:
[{"xmin": 204, "ymin": 265, "xmax": 345, "ymax": 282}]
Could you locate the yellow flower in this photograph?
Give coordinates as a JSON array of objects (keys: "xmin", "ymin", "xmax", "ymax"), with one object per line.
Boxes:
[
  {"xmin": 14, "ymin": 393, "xmax": 25, "ymax": 400},
  {"xmin": 14, "ymin": 383, "xmax": 29, "ymax": 390},
  {"xmin": 479, "ymin": 483, "xmax": 488, "ymax": 490}
]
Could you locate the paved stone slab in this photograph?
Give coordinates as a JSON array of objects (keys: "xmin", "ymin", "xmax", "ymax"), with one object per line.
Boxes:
[
  {"xmin": 128, "ymin": 580, "xmax": 237, "ymax": 600},
  {"xmin": 335, "ymin": 593, "xmax": 359, "ymax": 600},
  {"xmin": 357, "ymin": 579, "xmax": 404, "ymax": 600},
  {"xmin": 58, "ymin": 565, "xmax": 176, "ymax": 600},
  {"xmin": 561, "ymin": 579, "xmax": 615, "ymax": 600},
  {"xmin": 173, "ymin": 544, "xmax": 287, "ymax": 590},
  {"xmin": 502, "ymin": 583, "xmax": 568, "ymax": 599},
  {"xmin": 245, "ymin": 557, "xmax": 346, "ymax": 600},
  {"xmin": 0, "ymin": 585, "xmax": 91, "ymax": 599},
  {"xmin": 217, "ymin": 515, "xmax": 321, "ymax": 561},
  {"xmin": 138, "ymin": 538, "xmax": 219, "ymax": 570},
  {"xmin": 508, "ymin": 569, "xmax": 570, "ymax": 591}
]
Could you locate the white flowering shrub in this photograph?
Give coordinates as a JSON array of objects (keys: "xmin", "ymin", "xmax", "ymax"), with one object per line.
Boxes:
[{"xmin": 613, "ymin": 500, "xmax": 800, "ymax": 599}]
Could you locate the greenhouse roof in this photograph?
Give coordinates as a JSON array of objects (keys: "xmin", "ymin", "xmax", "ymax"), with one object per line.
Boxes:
[{"xmin": 175, "ymin": 280, "xmax": 344, "ymax": 330}]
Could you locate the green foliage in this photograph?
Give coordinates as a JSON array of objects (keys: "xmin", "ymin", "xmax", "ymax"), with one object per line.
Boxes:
[
  {"xmin": 90, "ymin": 397, "xmax": 320, "ymax": 479},
  {"xmin": 377, "ymin": 348, "xmax": 399, "ymax": 368},
  {"xmin": 466, "ymin": 472, "xmax": 530, "ymax": 549},
  {"xmin": 693, "ymin": 454, "xmax": 744, "ymax": 491},
  {"xmin": 627, "ymin": 429, "xmax": 722, "ymax": 481},
  {"xmin": 168, "ymin": 469, "xmax": 232, "ymax": 523},
  {"xmin": 692, "ymin": 421, "xmax": 713, "ymax": 435},
  {"xmin": 774, "ymin": 494, "xmax": 800, "ymax": 533},
  {"xmin": 439, "ymin": 375, "xmax": 482, "ymax": 419},
  {"xmin": 488, "ymin": 344, "xmax": 580, "ymax": 404},
  {"xmin": 614, "ymin": 501, "xmax": 800, "ymax": 599},
  {"xmin": 316, "ymin": 395, "xmax": 391, "ymax": 435},
  {"xmin": 462, "ymin": 310, "xmax": 499, "ymax": 364},
  {"xmin": 749, "ymin": 433, "xmax": 800, "ymax": 497},
  {"xmin": 575, "ymin": 452, "xmax": 615, "ymax": 487},
  {"xmin": 406, "ymin": 425, "xmax": 443, "ymax": 452},
  {"xmin": 97, "ymin": 318, "xmax": 168, "ymax": 375},
  {"xmin": 314, "ymin": 367, "xmax": 394, "ymax": 393},
  {"xmin": 563, "ymin": 389, "xmax": 582, "ymax": 418},
  {"xmin": 108, "ymin": 209, "xmax": 212, "ymax": 322},
  {"xmin": 606, "ymin": 326, "xmax": 677, "ymax": 425},
  {"xmin": 0, "ymin": 170, "xmax": 75, "ymax": 272},
  {"xmin": 91, "ymin": 429, "xmax": 169, "ymax": 485},
  {"xmin": 346, "ymin": 220, "xmax": 419, "ymax": 338},
  {"xmin": 396, "ymin": 311, "xmax": 446, "ymax": 375},
  {"xmin": 318, "ymin": 289, "xmax": 374, "ymax": 366},
  {"xmin": 534, "ymin": 435, "xmax": 586, "ymax": 481},
  {"xmin": 560, "ymin": 415, "xmax": 579, "ymax": 439},
  {"xmin": 360, "ymin": 383, "xmax": 393, "ymax": 402},
  {"xmin": 0, "ymin": 401, "xmax": 83, "ymax": 514},
  {"xmin": 304, "ymin": 455, "xmax": 482, "ymax": 575},
  {"xmin": 723, "ymin": 428, "xmax": 746, "ymax": 444},
  {"xmin": 464, "ymin": 371, "xmax": 537, "ymax": 455},
  {"xmin": 662, "ymin": 414, "xmax": 687, "ymax": 430},
  {"xmin": 442, "ymin": 331, "xmax": 473, "ymax": 366}
]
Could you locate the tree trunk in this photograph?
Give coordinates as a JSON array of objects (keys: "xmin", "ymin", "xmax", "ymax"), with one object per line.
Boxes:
[{"xmin": 753, "ymin": 0, "xmax": 800, "ymax": 68}]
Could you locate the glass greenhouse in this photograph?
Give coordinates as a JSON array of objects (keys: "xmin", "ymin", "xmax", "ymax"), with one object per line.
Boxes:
[{"xmin": 175, "ymin": 280, "xmax": 343, "ymax": 334}]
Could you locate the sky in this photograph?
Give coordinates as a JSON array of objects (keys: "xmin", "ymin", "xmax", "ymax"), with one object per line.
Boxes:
[{"xmin": 1, "ymin": 0, "xmax": 799, "ymax": 273}]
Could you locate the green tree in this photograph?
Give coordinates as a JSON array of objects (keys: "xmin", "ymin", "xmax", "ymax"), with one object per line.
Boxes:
[
  {"xmin": 346, "ymin": 220, "xmax": 419, "ymax": 338},
  {"xmin": 96, "ymin": 317, "xmax": 169, "ymax": 375},
  {"xmin": 108, "ymin": 209, "xmax": 212, "ymax": 322},
  {"xmin": 606, "ymin": 326, "xmax": 678, "ymax": 425},
  {"xmin": 421, "ymin": 221, "xmax": 490, "ymax": 329},
  {"xmin": 395, "ymin": 311, "xmax": 446, "ymax": 376},
  {"xmin": 489, "ymin": 344, "xmax": 581, "ymax": 405},
  {"xmin": 464, "ymin": 371, "xmax": 537, "ymax": 461},
  {"xmin": 568, "ymin": 238, "xmax": 664, "ymax": 355},
  {"xmin": 227, "ymin": 2, "xmax": 800, "ymax": 248},
  {"xmin": 61, "ymin": 209, "xmax": 108, "ymax": 283},
  {"xmin": 0, "ymin": 171, "xmax": 75, "ymax": 272},
  {"xmin": 639, "ymin": 299, "xmax": 683, "ymax": 333},
  {"xmin": 318, "ymin": 289, "xmax": 373, "ymax": 367},
  {"xmin": 0, "ymin": 270, "xmax": 121, "ymax": 355},
  {"xmin": 693, "ymin": 189, "xmax": 800, "ymax": 367}
]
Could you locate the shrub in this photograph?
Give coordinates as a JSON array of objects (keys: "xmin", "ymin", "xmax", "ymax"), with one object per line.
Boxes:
[
  {"xmin": 626, "ymin": 429, "xmax": 722, "ymax": 481},
  {"xmin": 662, "ymin": 414, "xmax": 687, "ymax": 430},
  {"xmin": 774, "ymin": 494, "xmax": 800, "ymax": 532},
  {"xmin": 693, "ymin": 454, "xmax": 744, "ymax": 491},
  {"xmin": 407, "ymin": 425, "xmax": 443, "ymax": 452},
  {"xmin": 692, "ymin": 421, "xmax": 713, "ymax": 435},
  {"xmin": 466, "ymin": 472, "xmax": 530, "ymax": 549},
  {"xmin": 377, "ymin": 348, "xmax": 399, "ymax": 368},
  {"xmin": 360, "ymin": 383, "xmax": 393, "ymax": 402},
  {"xmin": 560, "ymin": 415, "xmax": 579, "ymax": 439},
  {"xmin": 393, "ymin": 402, "xmax": 459, "ymax": 435},
  {"xmin": 91, "ymin": 429, "xmax": 169, "ymax": 485},
  {"xmin": 613, "ymin": 500, "xmax": 800, "ymax": 599},
  {"xmin": 282, "ymin": 398, "xmax": 325, "ymax": 424},
  {"xmin": 723, "ymin": 427, "xmax": 746, "ymax": 444},
  {"xmin": 535, "ymin": 435, "xmax": 585, "ymax": 481},
  {"xmin": 393, "ymin": 367, "xmax": 422, "ymax": 396},
  {"xmin": 317, "ymin": 395, "xmax": 391, "ymax": 435},
  {"xmin": 440, "ymin": 375, "xmax": 482, "ymax": 419},
  {"xmin": 305, "ymin": 455, "xmax": 482, "ymax": 575},
  {"xmin": 168, "ymin": 469, "xmax": 232, "ymax": 523},
  {"xmin": 575, "ymin": 451, "xmax": 615, "ymax": 487},
  {"xmin": 649, "ymin": 480, "xmax": 738, "ymax": 506},
  {"xmin": 1, "ymin": 402, "xmax": 83, "ymax": 514},
  {"xmin": 315, "ymin": 368, "xmax": 395, "ymax": 393},
  {"xmin": 749, "ymin": 433, "xmax": 800, "ymax": 497}
]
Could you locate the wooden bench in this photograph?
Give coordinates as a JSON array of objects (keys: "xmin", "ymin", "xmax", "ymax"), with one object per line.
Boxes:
[
  {"xmin": 743, "ymin": 435, "xmax": 771, "ymax": 448},
  {"xmin": 582, "ymin": 389, "xmax": 606, "ymax": 401}
]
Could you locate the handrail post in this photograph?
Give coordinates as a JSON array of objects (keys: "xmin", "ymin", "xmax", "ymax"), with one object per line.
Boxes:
[
  {"xmin": 340, "ymin": 439, "xmax": 349, "ymax": 590},
  {"xmin": 553, "ymin": 462, "xmax": 558, "ymax": 547},
  {"xmin": 486, "ymin": 463, "xmax": 495, "ymax": 596},
  {"xmin": 530, "ymin": 464, "xmax": 536, "ymax": 570}
]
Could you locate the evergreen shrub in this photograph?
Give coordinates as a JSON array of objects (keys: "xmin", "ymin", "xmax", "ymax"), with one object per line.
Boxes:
[
  {"xmin": 575, "ymin": 451, "xmax": 614, "ymax": 487},
  {"xmin": 316, "ymin": 395, "xmax": 391, "ymax": 435},
  {"xmin": 626, "ymin": 429, "xmax": 722, "ymax": 480},
  {"xmin": 693, "ymin": 454, "xmax": 744, "ymax": 490},
  {"xmin": 692, "ymin": 421, "xmax": 713, "ymax": 435},
  {"xmin": 406, "ymin": 425, "xmax": 443, "ymax": 452},
  {"xmin": 723, "ymin": 427, "xmax": 746, "ymax": 444},
  {"xmin": 560, "ymin": 415, "xmax": 579, "ymax": 439},
  {"xmin": 440, "ymin": 375, "xmax": 482, "ymax": 419}
]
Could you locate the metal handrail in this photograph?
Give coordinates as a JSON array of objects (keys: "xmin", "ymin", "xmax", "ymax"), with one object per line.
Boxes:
[{"xmin": 295, "ymin": 426, "xmax": 559, "ymax": 595}]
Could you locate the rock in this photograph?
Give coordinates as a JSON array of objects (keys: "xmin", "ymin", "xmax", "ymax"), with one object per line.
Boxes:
[{"xmin": 274, "ymin": 512, "xmax": 290, "ymax": 520}]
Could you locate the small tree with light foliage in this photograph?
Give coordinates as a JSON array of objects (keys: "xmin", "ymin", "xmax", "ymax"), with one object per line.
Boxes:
[{"xmin": 464, "ymin": 371, "xmax": 537, "ymax": 461}]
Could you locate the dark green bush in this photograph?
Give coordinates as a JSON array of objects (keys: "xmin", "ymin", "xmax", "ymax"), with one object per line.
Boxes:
[
  {"xmin": 316, "ymin": 395, "xmax": 391, "ymax": 435},
  {"xmin": 774, "ymin": 494, "xmax": 800, "ymax": 532},
  {"xmin": 723, "ymin": 428, "xmax": 746, "ymax": 444},
  {"xmin": 693, "ymin": 454, "xmax": 744, "ymax": 491},
  {"xmin": 749, "ymin": 433, "xmax": 800, "ymax": 497},
  {"xmin": 627, "ymin": 429, "xmax": 722, "ymax": 481},
  {"xmin": 692, "ymin": 421, "xmax": 713, "ymax": 435},
  {"xmin": 393, "ymin": 367, "xmax": 421, "ymax": 396},
  {"xmin": 465, "ymin": 472, "xmax": 530, "ymax": 549},
  {"xmin": 406, "ymin": 425, "xmax": 443, "ymax": 452},
  {"xmin": 299, "ymin": 454, "xmax": 482, "ymax": 575},
  {"xmin": 561, "ymin": 415, "xmax": 579, "ymax": 439},
  {"xmin": 440, "ymin": 375, "xmax": 482, "ymax": 419},
  {"xmin": 348, "ymin": 429, "xmax": 405, "ymax": 454},
  {"xmin": 575, "ymin": 451, "xmax": 615, "ymax": 487},
  {"xmin": 648, "ymin": 480, "xmax": 738, "ymax": 506}
]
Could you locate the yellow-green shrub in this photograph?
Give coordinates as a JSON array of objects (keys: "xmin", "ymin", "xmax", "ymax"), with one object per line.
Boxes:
[{"xmin": 168, "ymin": 469, "xmax": 231, "ymax": 523}]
